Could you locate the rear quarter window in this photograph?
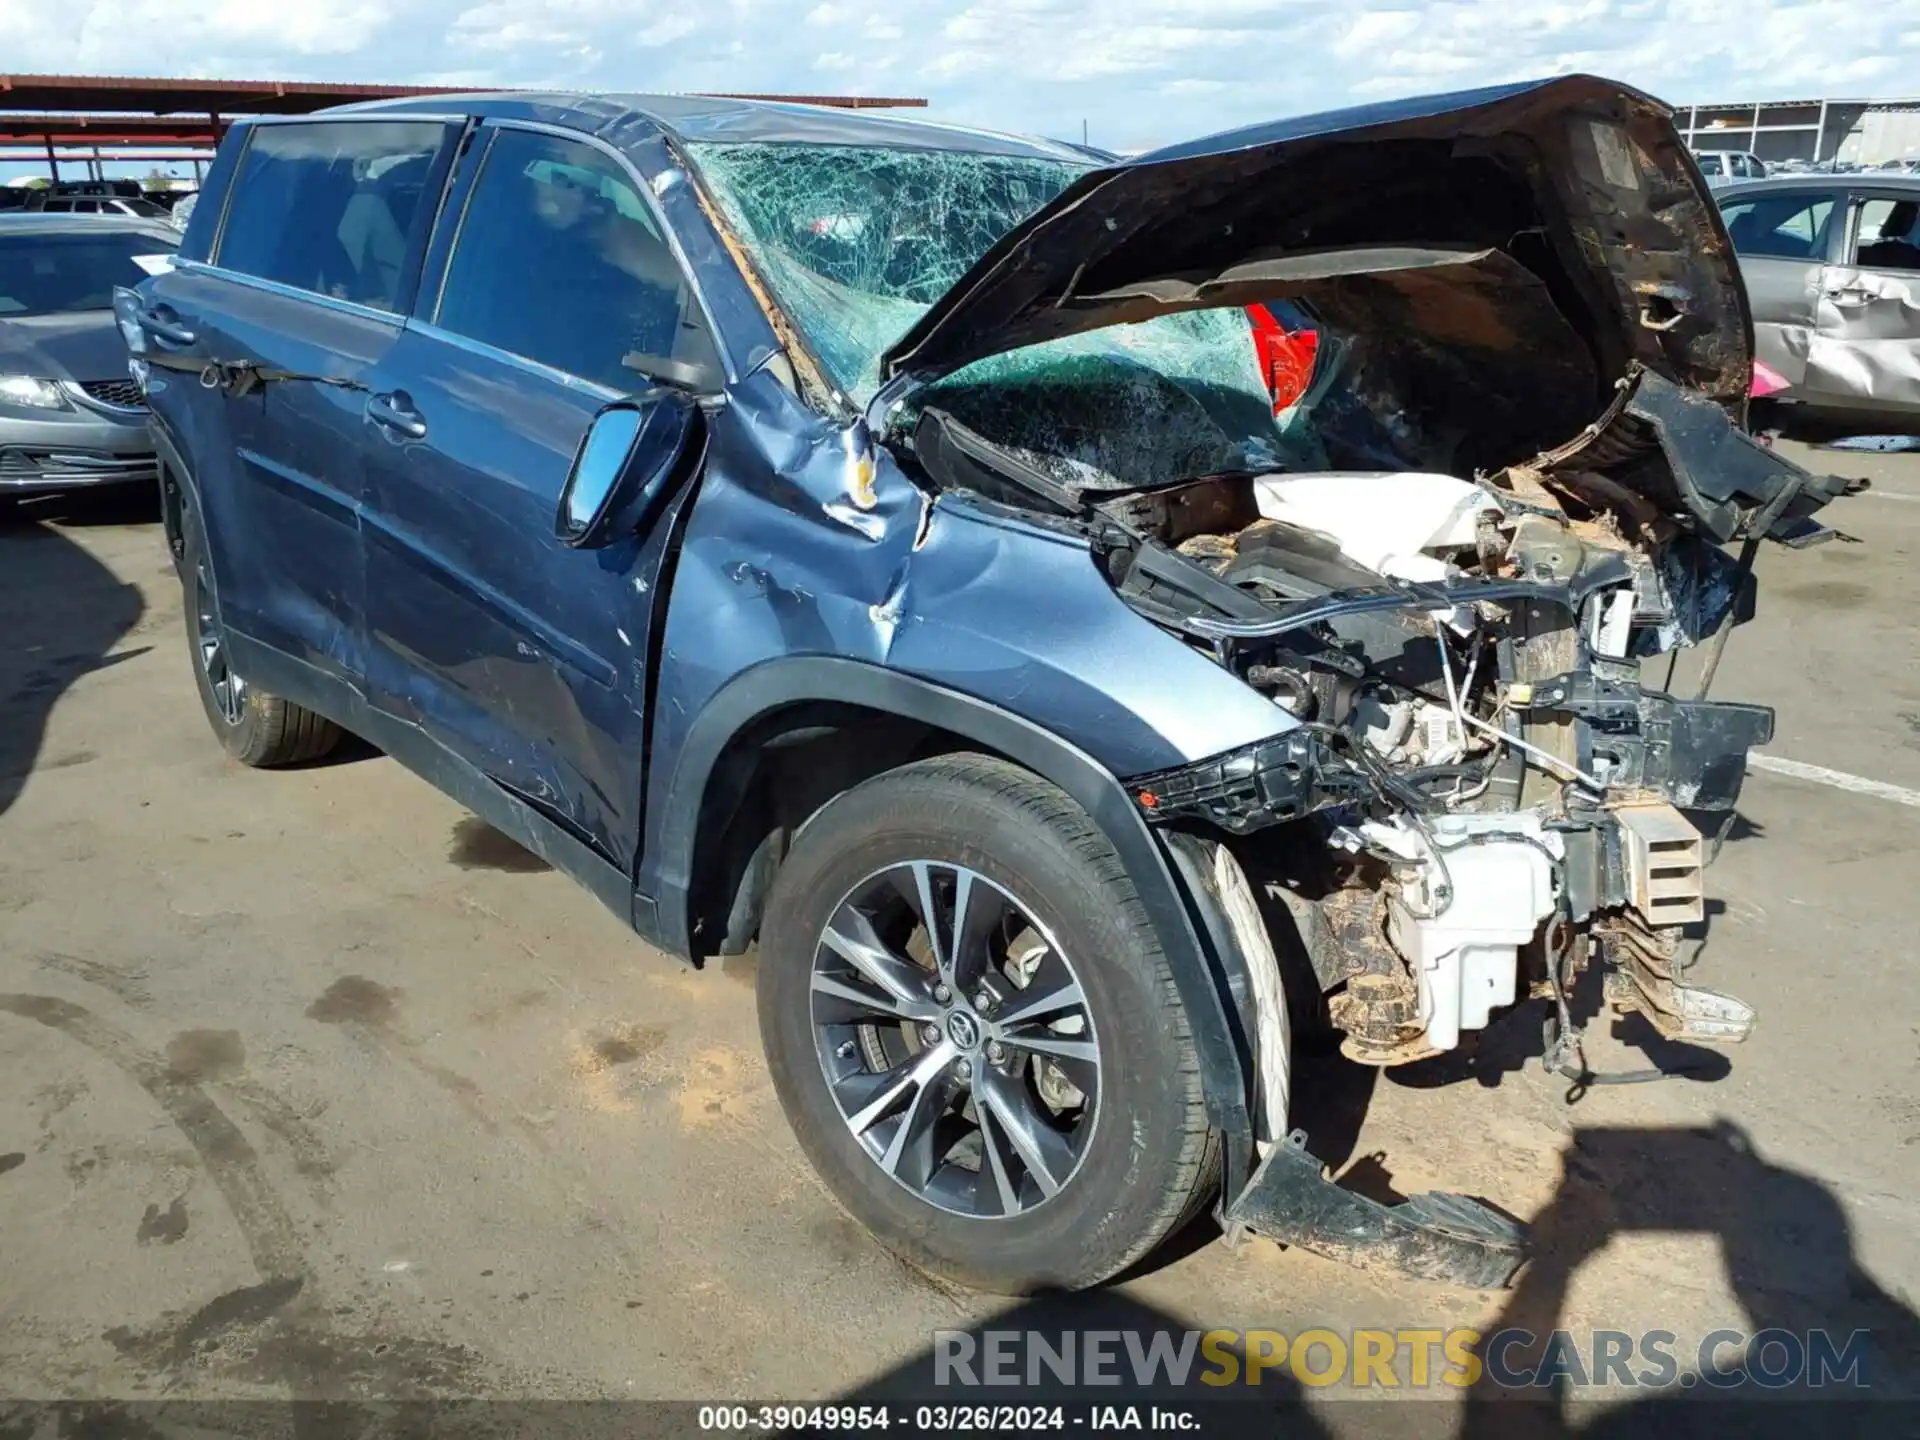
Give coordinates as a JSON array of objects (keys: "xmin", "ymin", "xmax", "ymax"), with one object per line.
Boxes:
[{"xmin": 214, "ymin": 120, "xmax": 452, "ymax": 312}]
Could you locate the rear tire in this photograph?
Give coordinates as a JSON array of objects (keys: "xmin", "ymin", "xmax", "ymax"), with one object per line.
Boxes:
[
  {"xmin": 757, "ymin": 753, "xmax": 1217, "ymax": 1293},
  {"xmin": 184, "ymin": 530, "xmax": 341, "ymax": 768}
]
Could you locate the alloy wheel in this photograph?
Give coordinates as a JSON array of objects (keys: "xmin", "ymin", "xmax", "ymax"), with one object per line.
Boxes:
[{"xmin": 809, "ymin": 861, "xmax": 1100, "ymax": 1218}]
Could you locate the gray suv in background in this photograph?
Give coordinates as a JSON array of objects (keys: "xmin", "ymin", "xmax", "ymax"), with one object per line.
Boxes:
[{"xmin": 1, "ymin": 214, "xmax": 178, "ymax": 498}]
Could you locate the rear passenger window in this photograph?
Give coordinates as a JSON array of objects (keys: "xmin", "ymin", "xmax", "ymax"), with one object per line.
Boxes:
[
  {"xmin": 433, "ymin": 128, "xmax": 708, "ymax": 391},
  {"xmin": 216, "ymin": 121, "xmax": 446, "ymax": 312},
  {"xmin": 1721, "ymin": 193, "xmax": 1835, "ymax": 259}
]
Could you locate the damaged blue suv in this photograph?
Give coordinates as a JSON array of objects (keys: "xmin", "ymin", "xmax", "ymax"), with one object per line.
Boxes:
[{"xmin": 124, "ymin": 77, "xmax": 1852, "ymax": 1295}]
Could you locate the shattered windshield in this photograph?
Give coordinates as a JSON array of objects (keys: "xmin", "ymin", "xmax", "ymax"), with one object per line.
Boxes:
[
  {"xmin": 686, "ymin": 141, "xmax": 1087, "ymax": 399},
  {"xmin": 688, "ymin": 141, "xmax": 1310, "ymax": 488}
]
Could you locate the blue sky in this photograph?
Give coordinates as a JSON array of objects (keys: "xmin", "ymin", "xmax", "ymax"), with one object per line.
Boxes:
[{"xmin": 2, "ymin": 0, "xmax": 1916, "ymax": 160}]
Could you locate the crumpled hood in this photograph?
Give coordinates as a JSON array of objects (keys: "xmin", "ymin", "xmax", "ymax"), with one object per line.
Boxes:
[
  {"xmin": 0, "ymin": 311, "xmax": 132, "ymax": 384},
  {"xmin": 879, "ymin": 75, "xmax": 1751, "ymax": 430}
]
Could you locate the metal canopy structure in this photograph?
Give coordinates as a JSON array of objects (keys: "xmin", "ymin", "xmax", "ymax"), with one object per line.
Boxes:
[
  {"xmin": 0, "ymin": 73, "xmax": 928, "ymax": 180},
  {"xmin": 1680, "ymin": 95, "xmax": 1920, "ymax": 166},
  {"xmin": 0, "ymin": 113, "xmax": 224, "ymax": 147}
]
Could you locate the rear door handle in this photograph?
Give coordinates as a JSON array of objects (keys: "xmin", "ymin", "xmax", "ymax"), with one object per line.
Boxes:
[
  {"xmin": 137, "ymin": 309, "xmax": 197, "ymax": 347},
  {"xmin": 367, "ymin": 391, "xmax": 427, "ymax": 439}
]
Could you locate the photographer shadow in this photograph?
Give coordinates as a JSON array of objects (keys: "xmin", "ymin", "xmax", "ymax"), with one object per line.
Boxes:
[
  {"xmin": 1458, "ymin": 1119, "xmax": 1918, "ymax": 1439},
  {"xmin": 0, "ymin": 492, "xmax": 148, "ymax": 825}
]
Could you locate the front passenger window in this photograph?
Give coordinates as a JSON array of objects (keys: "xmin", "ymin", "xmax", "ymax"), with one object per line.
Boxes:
[{"xmin": 433, "ymin": 129, "xmax": 710, "ymax": 392}]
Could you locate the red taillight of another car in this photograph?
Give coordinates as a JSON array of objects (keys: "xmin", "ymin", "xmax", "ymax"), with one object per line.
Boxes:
[{"xmin": 1247, "ymin": 305, "xmax": 1319, "ymax": 413}]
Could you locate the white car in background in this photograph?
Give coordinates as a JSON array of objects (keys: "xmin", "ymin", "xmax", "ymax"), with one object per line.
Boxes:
[
  {"xmin": 1694, "ymin": 150, "xmax": 1767, "ymax": 187},
  {"xmin": 35, "ymin": 194, "xmax": 173, "ymax": 221}
]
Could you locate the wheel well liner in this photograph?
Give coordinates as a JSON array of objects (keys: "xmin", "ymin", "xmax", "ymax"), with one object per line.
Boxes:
[{"xmin": 685, "ymin": 701, "xmax": 964, "ymax": 960}]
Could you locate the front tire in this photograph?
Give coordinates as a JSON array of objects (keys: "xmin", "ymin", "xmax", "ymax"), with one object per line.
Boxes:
[
  {"xmin": 757, "ymin": 753, "xmax": 1216, "ymax": 1293},
  {"xmin": 184, "ymin": 533, "xmax": 341, "ymax": 768}
]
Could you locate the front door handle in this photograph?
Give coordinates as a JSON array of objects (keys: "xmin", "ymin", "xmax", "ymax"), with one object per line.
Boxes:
[
  {"xmin": 367, "ymin": 391, "xmax": 427, "ymax": 439},
  {"xmin": 137, "ymin": 309, "xmax": 197, "ymax": 347}
]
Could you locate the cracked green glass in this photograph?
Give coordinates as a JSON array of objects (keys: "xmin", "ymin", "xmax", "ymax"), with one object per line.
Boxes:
[{"xmin": 689, "ymin": 141, "xmax": 1317, "ymax": 488}]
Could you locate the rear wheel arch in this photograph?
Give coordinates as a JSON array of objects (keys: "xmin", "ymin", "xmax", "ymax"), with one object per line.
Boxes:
[
  {"xmin": 166, "ymin": 434, "xmax": 341, "ymax": 771},
  {"xmin": 641, "ymin": 657, "xmax": 1258, "ymax": 1179},
  {"xmin": 159, "ymin": 463, "xmax": 187, "ymax": 567}
]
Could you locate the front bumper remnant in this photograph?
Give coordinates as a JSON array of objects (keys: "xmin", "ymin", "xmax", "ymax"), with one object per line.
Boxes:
[
  {"xmin": 1601, "ymin": 914, "xmax": 1756, "ymax": 1044},
  {"xmin": 1226, "ymin": 1131, "xmax": 1527, "ymax": 1289}
]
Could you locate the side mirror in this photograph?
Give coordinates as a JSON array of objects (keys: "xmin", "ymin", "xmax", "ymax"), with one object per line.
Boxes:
[
  {"xmin": 113, "ymin": 286, "xmax": 149, "ymax": 355},
  {"xmin": 555, "ymin": 390, "xmax": 701, "ymax": 549}
]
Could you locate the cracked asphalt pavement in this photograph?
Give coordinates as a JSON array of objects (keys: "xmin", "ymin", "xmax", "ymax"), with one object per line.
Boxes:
[{"xmin": 1, "ymin": 439, "xmax": 1916, "ymax": 1423}]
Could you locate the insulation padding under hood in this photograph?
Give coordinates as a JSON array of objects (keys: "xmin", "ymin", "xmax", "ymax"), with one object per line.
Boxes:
[{"xmin": 878, "ymin": 76, "xmax": 1752, "ymax": 428}]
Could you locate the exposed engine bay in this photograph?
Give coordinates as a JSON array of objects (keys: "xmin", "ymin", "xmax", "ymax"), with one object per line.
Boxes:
[{"xmin": 905, "ymin": 360, "xmax": 1857, "ymax": 1081}]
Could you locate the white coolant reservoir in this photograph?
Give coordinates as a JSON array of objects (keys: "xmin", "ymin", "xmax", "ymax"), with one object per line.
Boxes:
[
  {"xmin": 1361, "ymin": 813, "xmax": 1562, "ymax": 1054},
  {"xmin": 1251, "ymin": 471, "xmax": 1500, "ymax": 585}
]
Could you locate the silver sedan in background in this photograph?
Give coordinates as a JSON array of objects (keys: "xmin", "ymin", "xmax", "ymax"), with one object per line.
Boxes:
[
  {"xmin": 1718, "ymin": 173, "xmax": 1920, "ymax": 423},
  {"xmin": 0, "ymin": 214, "xmax": 178, "ymax": 499}
]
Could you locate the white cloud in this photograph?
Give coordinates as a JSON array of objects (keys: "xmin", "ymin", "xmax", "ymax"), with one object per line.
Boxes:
[
  {"xmin": 637, "ymin": 13, "xmax": 698, "ymax": 46},
  {"xmin": 451, "ymin": 0, "xmax": 637, "ymax": 53},
  {"xmin": 0, "ymin": 0, "xmax": 1911, "ymax": 160},
  {"xmin": 1332, "ymin": 9, "xmax": 1420, "ymax": 59},
  {"xmin": 1158, "ymin": 77, "xmax": 1234, "ymax": 96}
]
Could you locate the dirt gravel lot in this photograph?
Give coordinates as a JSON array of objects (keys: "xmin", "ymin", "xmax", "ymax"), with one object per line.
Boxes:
[{"xmin": 2, "ymin": 440, "xmax": 1917, "ymax": 1429}]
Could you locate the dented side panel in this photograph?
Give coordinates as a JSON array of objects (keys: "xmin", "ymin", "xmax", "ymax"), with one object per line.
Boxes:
[
  {"xmin": 638, "ymin": 369, "xmax": 1300, "ymax": 893},
  {"xmin": 1806, "ymin": 262, "xmax": 1920, "ymax": 412}
]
